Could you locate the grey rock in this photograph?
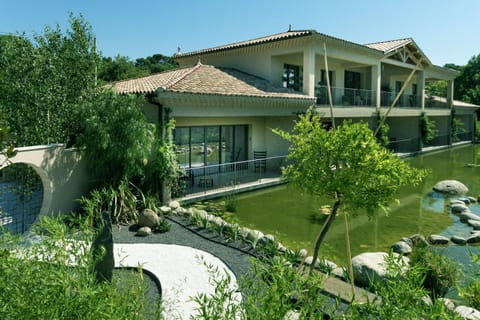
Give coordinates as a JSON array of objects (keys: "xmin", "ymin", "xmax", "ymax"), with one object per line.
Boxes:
[
  {"xmin": 458, "ymin": 197, "xmax": 472, "ymax": 204},
  {"xmin": 168, "ymin": 200, "xmax": 181, "ymax": 209},
  {"xmin": 400, "ymin": 237, "xmax": 413, "ymax": 247},
  {"xmin": 468, "ymin": 219, "xmax": 480, "ymax": 230},
  {"xmin": 454, "ymin": 305, "xmax": 480, "ymax": 320},
  {"xmin": 409, "ymin": 234, "xmax": 430, "ymax": 247},
  {"xmin": 468, "ymin": 196, "xmax": 477, "ymax": 203},
  {"xmin": 450, "ymin": 199, "xmax": 467, "ymax": 206},
  {"xmin": 467, "ymin": 234, "xmax": 480, "ymax": 244},
  {"xmin": 299, "ymin": 248, "xmax": 308, "ymax": 258},
  {"xmin": 429, "ymin": 234, "xmax": 449, "ymax": 245},
  {"xmin": 433, "ymin": 180, "xmax": 469, "ymax": 195},
  {"xmin": 451, "ymin": 203, "xmax": 470, "ymax": 213},
  {"xmin": 138, "ymin": 208, "xmax": 160, "ymax": 228},
  {"xmin": 159, "ymin": 205, "xmax": 171, "ymax": 215},
  {"xmin": 391, "ymin": 240, "xmax": 412, "ymax": 254},
  {"xmin": 136, "ymin": 226, "xmax": 152, "ymax": 236},
  {"xmin": 352, "ymin": 252, "xmax": 409, "ymax": 287},
  {"xmin": 451, "ymin": 235, "xmax": 467, "ymax": 245},
  {"xmin": 460, "ymin": 211, "xmax": 480, "ymax": 222}
]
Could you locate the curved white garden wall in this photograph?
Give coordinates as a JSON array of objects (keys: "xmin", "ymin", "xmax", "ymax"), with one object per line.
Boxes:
[{"xmin": 0, "ymin": 144, "xmax": 90, "ymax": 218}]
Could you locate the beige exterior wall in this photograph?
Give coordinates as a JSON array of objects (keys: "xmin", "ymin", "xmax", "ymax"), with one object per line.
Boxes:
[{"xmin": 0, "ymin": 144, "xmax": 91, "ymax": 219}]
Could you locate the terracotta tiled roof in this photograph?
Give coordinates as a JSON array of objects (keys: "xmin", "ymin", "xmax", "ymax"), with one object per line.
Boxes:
[
  {"xmin": 174, "ymin": 30, "xmax": 314, "ymax": 58},
  {"xmin": 364, "ymin": 38, "xmax": 413, "ymax": 53},
  {"xmin": 175, "ymin": 29, "xmax": 380, "ymax": 58},
  {"xmin": 111, "ymin": 62, "xmax": 313, "ymax": 100}
]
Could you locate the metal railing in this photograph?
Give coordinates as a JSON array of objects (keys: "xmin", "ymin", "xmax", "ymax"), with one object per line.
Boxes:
[
  {"xmin": 315, "ymin": 85, "xmax": 375, "ymax": 107},
  {"xmin": 177, "ymin": 156, "xmax": 286, "ymax": 196},
  {"xmin": 315, "ymin": 85, "xmax": 452, "ymax": 109},
  {"xmin": 380, "ymin": 91, "xmax": 419, "ymax": 108}
]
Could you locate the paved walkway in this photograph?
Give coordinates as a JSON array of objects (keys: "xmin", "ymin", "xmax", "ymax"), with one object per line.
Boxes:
[{"xmin": 114, "ymin": 243, "xmax": 240, "ymax": 319}]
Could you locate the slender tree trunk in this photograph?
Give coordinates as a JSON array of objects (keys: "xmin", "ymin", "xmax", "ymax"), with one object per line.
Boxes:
[{"xmin": 309, "ymin": 199, "xmax": 341, "ymax": 276}]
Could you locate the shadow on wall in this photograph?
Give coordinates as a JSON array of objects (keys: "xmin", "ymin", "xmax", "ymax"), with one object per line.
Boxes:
[{"xmin": 0, "ymin": 144, "xmax": 92, "ymax": 220}]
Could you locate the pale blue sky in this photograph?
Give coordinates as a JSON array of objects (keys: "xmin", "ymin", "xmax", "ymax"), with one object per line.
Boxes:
[{"xmin": 1, "ymin": 0, "xmax": 479, "ymax": 66}]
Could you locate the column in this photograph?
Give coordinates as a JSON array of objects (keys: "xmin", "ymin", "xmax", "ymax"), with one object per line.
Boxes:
[
  {"xmin": 447, "ymin": 79, "xmax": 454, "ymax": 109},
  {"xmin": 303, "ymin": 45, "xmax": 316, "ymax": 97},
  {"xmin": 417, "ymin": 70, "xmax": 425, "ymax": 110},
  {"xmin": 371, "ymin": 63, "xmax": 381, "ymax": 110}
]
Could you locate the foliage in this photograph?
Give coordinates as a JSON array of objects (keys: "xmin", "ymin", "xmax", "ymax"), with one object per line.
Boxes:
[
  {"xmin": 451, "ymin": 109, "xmax": 465, "ymax": 143},
  {"xmin": 348, "ymin": 252, "xmax": 462, "ymax": 319},
  {"xmin": 455, "ymin": 54, "xmax": 480, "ymax": 105},
  {"xmin": 75, "ymin": 91, "xmax": 155, "ymax": 185},
  {"xmin": 142, "ymin": 119, "xmax": 184, "ymax": 199},
  {"xmin": 98, "ymin": 53, "xmax": 178, "ymax": 82},
  {"xmin": 276, "ymin": 114, "xmax": 425, "ymax": 216},
  {"xmin": 410, "ymin": 247, "xmax": 461, "ymax": 298},
  {"xmin": 192, "ymin": 256, "xmax": 337, "ymax": 319},
  {"xmin": 78, "ymin": 180, "xmax": 140, "ymax": 225},
  {"xmin": 98, "ymin": 55, "xmax": 149, "ymax": 82},
  {"xmin": 420, "ymin": 112, "xmax": 437, "ymax": 144},
  {"xmin": 461, "ymin": 254, "xmax": 480, "ymax": 309},
  {"xmin": 375, "ymin": 122, "xmax": 390, "ymax": 148},
  {"xmin": 0, "ymin": 14, "xmax": 97, "ymax": 147},
  {"xmin": 0, "ymin": 215, "xmax": 163, "ymax": 320},
  {"xmin": 425, "ymin": 80, "xmax": 448, "ymax": 98},
  {"xmin": 274, "ymin": 114, "xmax": 426, "ymax": 273}
]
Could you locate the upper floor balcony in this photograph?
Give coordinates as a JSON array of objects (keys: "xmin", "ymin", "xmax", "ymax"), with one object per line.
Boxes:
[{"xmin": 315, "ymin": 85, "xmax": 450, "ymax": 109}]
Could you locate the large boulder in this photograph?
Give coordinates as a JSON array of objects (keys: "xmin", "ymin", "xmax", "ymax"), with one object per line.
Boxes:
[
  {"xmin": 433, "ymin": 180, "xmax": 468, "ymax": 195},
  {"xmin": 352, "ymin": 252, "xmax": 409, "ymax": 287},
  {"xmin": 137, "ymin": 208, "xmax": 161, "ymax": 228},
  {"xmin": 454, "ymin": 305, "xmax": 480, "ymax": 320}
]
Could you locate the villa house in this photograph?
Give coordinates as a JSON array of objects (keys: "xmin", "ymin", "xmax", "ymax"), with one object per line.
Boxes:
[{"xmin": 112, "ymin": 29, "xmax": 478, "ymax": 197}]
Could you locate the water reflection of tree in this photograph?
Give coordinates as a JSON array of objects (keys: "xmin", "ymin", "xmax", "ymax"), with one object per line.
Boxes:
[{"xmin": 1, "ymin": 163, "xmax": 42, "ymax": 233}]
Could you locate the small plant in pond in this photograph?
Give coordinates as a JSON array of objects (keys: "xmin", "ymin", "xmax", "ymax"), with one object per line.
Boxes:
[
  {"xmin": 461, "ymin": 253, "xmax": 480, "ymax": 309},
  {"xmin": 410, "ymin": 246, "xmax": 462, "ymax": 298},
  {"xmin": 223, "ymin": 190, "xmax": 237, "ymax": 213}
]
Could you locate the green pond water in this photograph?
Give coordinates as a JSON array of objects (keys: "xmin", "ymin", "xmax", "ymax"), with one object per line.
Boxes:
[{"xmin": 229, "ymin": 144, "xmax": 480, "ymax": 273}]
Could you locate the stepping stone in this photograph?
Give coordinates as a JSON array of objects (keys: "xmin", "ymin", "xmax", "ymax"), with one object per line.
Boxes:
[
  {"xmin": 429, "ymin": 234, "xmax": 449, "ymax": 245},
  {"xmin": 451, "ymin": 235, "xmax": 467, "ymax": 245}
]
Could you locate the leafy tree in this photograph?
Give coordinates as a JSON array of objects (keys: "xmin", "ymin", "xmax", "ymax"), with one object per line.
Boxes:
[
  {"xmin": 98, "ymin": 55, "xmax": 149, "ymax": 82},
  {"xmin": 135, "ymin": 53, "xmax": 178, "ymax": 74},
  {"xmin": 74, "ymin": 91, "xmax": 155, "ymax": 186},
  {"xmin": 0, "ymin": 15, "xmax": 96, "ymax": 146},
  {"xmin": 275, "ymin": 113, "xmax": 426, "ymax": 275},
  {"xmin": 0, "ymin": 14, "xmax": 97, "ymax": 147},
  {"xmin": 455, "ymin": 54, "xmax": 480, "ymax": 105}
]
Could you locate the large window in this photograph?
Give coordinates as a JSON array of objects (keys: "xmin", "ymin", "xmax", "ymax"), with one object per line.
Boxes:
[
  {"xmin": 174, "ymin": 125, "xmax": 248, "ymax": 168},
  {"xmin": 283, "ymin": 64, "xmax": 302, "ymax": 91}
]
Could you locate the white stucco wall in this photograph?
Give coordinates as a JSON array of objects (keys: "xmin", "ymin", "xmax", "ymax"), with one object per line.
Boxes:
[{"xmin": 0, "ymin": 144, "xmax": 91, "ymax": 218}]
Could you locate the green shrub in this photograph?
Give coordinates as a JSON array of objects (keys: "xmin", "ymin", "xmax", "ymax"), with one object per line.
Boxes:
[
  {"xmin": 348, "ymin": 251, "xmax": 462, "ymax": 319},
  {"xmin": 0, "ymin": 215, "xmax": 163, "ymax": 320},
  {"xmin": 410, "ymin": 247, "xmax": 461, "ymax": 298},
  {"xmin": 462, "ymin": 254, "xmax": 480, "ymax": 309}
]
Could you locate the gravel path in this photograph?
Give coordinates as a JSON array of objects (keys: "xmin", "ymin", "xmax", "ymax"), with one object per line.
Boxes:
[{"xmin": 112, "ymin": 215, "xmax": 254, "ymax": 279}]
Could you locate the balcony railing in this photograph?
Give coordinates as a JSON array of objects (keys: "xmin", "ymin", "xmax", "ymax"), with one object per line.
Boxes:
[
  {"xmin": 316, "ymin": 86, "xmax": 375, "ymax": 107},
  {"xmin": 176, "ymin": 156, "xmax": 286, "ymax": 196},
  {"xmin": 315, "ymin": 85, "xmax": 449, "ymax": 109}
]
